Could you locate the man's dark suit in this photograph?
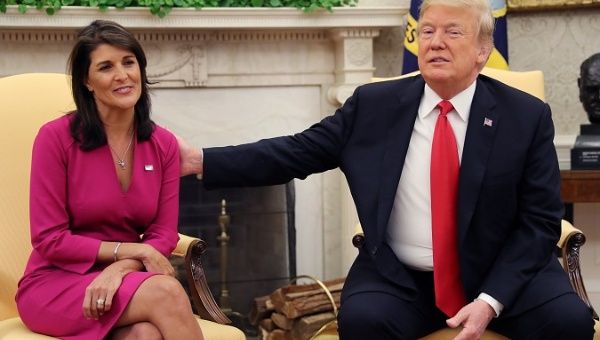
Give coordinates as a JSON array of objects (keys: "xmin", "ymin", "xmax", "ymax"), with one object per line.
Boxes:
[{"xmin": 203, "ymin": 74, "xmax": 576, "ymax": 320}]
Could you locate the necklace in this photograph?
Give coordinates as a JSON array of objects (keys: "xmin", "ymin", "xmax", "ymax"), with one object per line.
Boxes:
[{"xmin": 108, "ymin": 131, "xmax": 135, "ymax": 170}]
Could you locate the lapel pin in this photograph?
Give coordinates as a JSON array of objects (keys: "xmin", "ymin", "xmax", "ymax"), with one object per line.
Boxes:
[
  {"xmin": 144, "ymin": 164, "xmax": 154, "ymax": 171},
  {"xmin": 483, "ymin": 117, "xmax": 493, "ymax": 127}
]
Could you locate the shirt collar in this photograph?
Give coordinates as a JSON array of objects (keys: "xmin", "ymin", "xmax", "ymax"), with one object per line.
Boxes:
[{"xmin": 420, "ymin": 80, "xmax": 477, "ymax": 122}]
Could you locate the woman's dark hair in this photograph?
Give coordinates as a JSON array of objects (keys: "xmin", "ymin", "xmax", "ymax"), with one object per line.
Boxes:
[{"xmin": 68, "ymin": 19, "xmax": 154, "ymax": 150}]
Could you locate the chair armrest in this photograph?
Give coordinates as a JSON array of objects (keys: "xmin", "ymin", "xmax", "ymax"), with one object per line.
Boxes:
[
  {"xmin": 173, "ymin": 233, "xmax": 231, "ymax": 324},
  {"xmin": 558, "ymin": 219, "xmax": 583, "ymax": 249},
  {"xmin": 558, "ymin": 220, "xmax": 598, "ymax": 320},
  {"xmin": 351, "ymin": 223, "xmax": 365, "ymax": 249}
]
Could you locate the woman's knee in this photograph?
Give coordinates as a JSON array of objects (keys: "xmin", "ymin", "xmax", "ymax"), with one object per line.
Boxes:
[
  {"xmin": 111, "ymin": 322, "xmax": 162, "ymax": 340},
  {"xmin": 144, "ymin": 275, "xmax": 189, "ymax": 305}
]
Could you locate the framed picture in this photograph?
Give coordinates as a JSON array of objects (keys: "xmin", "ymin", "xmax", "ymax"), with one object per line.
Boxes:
[{"xmin": 508, "ymin": 0, "xmax": 600, "ymax": 11}]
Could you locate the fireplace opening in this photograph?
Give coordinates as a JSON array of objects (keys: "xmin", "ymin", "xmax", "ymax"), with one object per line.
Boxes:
[{"xmin": 175, "ymin": 175, "xmax": 296, "ymax": 335}]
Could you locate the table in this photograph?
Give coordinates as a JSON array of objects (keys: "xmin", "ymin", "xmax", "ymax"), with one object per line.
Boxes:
[
  {"xmin": 561, "ymin": 170, "xmax": 600, "ymax": 203},
  {"xmin": 561, "ymin": 170, "xmax": 600, "ymax": 222}
]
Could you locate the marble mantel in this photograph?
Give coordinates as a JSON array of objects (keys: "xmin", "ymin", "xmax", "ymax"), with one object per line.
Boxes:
[{"xmin": 0, "ymin": 5, "xmax": 407, "ymax": 279}]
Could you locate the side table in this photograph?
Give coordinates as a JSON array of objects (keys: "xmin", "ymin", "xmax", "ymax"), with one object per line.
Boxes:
[
  {"xmin": 561, "ymin": 170, "xmax": 600, "ymax": 203},
  {"xmin": 561, "ymin": 170, "xmax": 600, "ymax": 222}
]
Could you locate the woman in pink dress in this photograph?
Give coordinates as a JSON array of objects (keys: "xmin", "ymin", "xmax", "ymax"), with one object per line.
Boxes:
[{"xmin": 15, "ymin": 20, "xmax": 204, "ymax": 340}]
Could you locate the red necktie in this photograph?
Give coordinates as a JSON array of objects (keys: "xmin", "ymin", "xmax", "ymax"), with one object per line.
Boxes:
[{"xmin": 430, "ymin": 100, "xmax": 467, "ymax": 317}]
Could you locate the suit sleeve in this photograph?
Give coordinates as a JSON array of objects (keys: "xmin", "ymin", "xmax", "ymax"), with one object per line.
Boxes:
[
  {"xmin": 29, "ymin": 123, "xmax": 101, "ymax": 274},
  {"xmin": 479, "ymin": 103, "xmax": 564, "ymax": 309},
  {"xmin": 141, "ymin": 130, "xmax": 180, "ymax": 257},
  {"xmin": 203, "ymin": 87, "xmax": 361, "ymax": 188}
]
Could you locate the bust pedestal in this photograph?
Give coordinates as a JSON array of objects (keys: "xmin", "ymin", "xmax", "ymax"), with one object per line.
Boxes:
[{"xmin": 571, "ymin": 124, "xmax": 600, "ymax": 169}]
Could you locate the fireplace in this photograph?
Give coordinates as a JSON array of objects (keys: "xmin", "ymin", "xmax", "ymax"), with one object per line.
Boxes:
[
  {"xmin": 0, "ymin": 5, "xmax": 405, "ymax": 303},
  {"xmin": 176, "ymin": 175, "xmax": 296, "ymax": 334}
]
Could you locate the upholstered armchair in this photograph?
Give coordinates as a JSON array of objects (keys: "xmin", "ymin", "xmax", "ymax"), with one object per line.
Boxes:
[{"xmin": 0, "ymin": 73, "xmax": 244, "ymax": 339}]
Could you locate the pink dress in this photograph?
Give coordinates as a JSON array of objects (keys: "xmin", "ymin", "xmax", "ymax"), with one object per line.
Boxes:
[{"xmin": 15, "ymin": 114, "xmax": 180, "ymax": 339}]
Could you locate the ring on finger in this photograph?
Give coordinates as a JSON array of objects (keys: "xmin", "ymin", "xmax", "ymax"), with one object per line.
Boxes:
[{"xmin": 96, "ymin": 298, "xmax": 105, "ymax": 306}]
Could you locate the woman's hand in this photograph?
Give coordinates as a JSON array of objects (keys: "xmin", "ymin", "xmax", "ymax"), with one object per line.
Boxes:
[
  {"xmin": 112, "ymin": 243, "xmax": 175, "ymax": 276},
  {"xmin": 82, "ymin": 263, "xmax": 125, "ymax": 320},
  {"xmin": 139, "ymin": 244, "xmax": 175, "ymax": 276}
]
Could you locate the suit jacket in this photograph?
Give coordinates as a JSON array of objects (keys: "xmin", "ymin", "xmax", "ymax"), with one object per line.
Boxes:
[{"xmin": 203, "ymin": 74, "xmax": 574, "ymax": 317}]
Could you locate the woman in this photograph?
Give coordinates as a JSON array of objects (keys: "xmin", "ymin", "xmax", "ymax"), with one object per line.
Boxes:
[{"xmin": 15, "ymin": 20, "xmax": 204, "ymax": 340}]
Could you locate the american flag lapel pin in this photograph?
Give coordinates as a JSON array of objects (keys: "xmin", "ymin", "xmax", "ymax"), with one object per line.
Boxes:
[
  {"xmin": 144, "ymin": 164, "xmax": 154, "ymax": 171},
  {"xmin": 483, "ymin": 117, "xmax": 493, "ymax": 127}
]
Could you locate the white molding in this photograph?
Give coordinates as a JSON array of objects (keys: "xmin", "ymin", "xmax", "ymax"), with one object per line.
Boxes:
[
  {"xmin": 0, "ymin": 6, "xmax": 407, "ymax": 30},
  {"xmin": 0, "ymin": 30, "xmax": 333, "ymax": 42},
  {"xmin": 555, "ymin": 134, "xmax": 576, "ymax": 170}
]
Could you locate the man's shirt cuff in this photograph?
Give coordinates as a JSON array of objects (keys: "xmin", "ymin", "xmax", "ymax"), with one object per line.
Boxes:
[{"xmin": 476, "ymin": 293, "xmax": 504, "ymax": 317}]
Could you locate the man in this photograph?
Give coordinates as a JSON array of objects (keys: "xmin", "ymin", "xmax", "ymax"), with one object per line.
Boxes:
[
  {"xmin": 179, "ymin": 0, "xmax": 595, "ymax": 338},
  {"xmin": 579, "ymin": 53, "xmax": 600, "ymax": 124}
]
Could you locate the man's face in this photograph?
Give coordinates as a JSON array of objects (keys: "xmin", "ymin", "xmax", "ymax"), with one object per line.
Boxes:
[
  {"xmin": 417, "ymin": 5, "xmax": 490, "ymax": 98},
  {"xmin": 579, "ymin": 59, "xmax": 600, "ymax": 123}
]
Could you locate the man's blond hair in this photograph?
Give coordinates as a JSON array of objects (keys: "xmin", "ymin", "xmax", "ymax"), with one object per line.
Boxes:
[{"xmin": 418, "ymin": 0, "xmax": 495, "ymax": 45}]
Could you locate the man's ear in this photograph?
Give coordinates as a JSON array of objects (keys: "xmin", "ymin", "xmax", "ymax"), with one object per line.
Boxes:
[
  {"xmin": 480, "ymin": 43, "xmax": 492, "ymax": 59},
  {"xmin": 477, "ymin": 43, "xmax": 492, "ymax": 64}
]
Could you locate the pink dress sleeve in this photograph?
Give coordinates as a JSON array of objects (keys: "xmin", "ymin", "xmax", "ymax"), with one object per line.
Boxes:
[
  {"xmin": 140, "ymin": 128, "xmax": 180, "ymax": 257},
  {"xmin": 29, "ymin": 122, "xmax": 101, "ymax": 274}
]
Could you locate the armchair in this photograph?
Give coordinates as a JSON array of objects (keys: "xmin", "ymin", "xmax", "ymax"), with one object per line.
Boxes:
[{"xmin": 0, "ymin": 73, "xmax": 244, "ymax": 339}]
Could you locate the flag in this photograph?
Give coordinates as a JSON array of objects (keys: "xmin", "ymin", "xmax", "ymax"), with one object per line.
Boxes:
[
  {"xmin": 488, "ymin": 0, "xmax": 509, "ymax": 70},
  {"xmin": 401, "ymin": 0, "xmax": 509, "ymax": 74},
  {"xmin": 401, "ymin": 0, "xmax": 421, "ymax": 74}
]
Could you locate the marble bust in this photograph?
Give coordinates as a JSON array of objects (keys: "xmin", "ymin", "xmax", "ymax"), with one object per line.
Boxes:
[{"xmin": 579, "ymin": 53, "xmax": 600, "ymax": 124}]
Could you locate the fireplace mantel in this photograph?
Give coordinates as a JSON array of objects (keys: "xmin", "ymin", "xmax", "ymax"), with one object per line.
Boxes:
[
  {"xmin": 1, "ymin": 6, "xmax": 406, "ymax": 104},
  {"xmin": 0, "ymin": 5, "xmax": 406, "ymax": 279}
]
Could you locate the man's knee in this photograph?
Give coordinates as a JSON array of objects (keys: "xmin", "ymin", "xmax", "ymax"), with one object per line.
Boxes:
[
  {"xmin": 501, "ymin": 294, "xmax": 596, "ymax": 340},
  {"xmin": 545, "ymin": 298, "xmax": 595, "ymax": 339},
  {"xmin": 337, "ymin": 293, "xmax": 423, "ymax": 340},
  {"xmin": 338, "ymin": 302, "xmax": 392, "ymax": 339}
]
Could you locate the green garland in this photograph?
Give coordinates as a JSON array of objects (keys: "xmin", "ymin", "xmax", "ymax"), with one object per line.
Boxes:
[{"xmin": 0, "ymin": 0, "xmax": 357, "ymax": 17}]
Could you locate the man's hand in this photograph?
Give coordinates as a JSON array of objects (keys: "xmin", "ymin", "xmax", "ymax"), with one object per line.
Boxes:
[
  {"xmin": 446, "ymin": 299, "xmax": 496, "ymax": 340},
  {"xmin": 174, "ymin": 133, "xmax": 203, "ymax": 177}
]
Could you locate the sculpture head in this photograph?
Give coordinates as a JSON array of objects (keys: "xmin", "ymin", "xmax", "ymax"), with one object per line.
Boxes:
[{"xmin": 579, "ymin": 53, "xmax": 600, "ymax": 124}]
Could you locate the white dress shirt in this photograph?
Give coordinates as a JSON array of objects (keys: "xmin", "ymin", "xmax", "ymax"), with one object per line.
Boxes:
[{"xmin": 386, "ymin": 80, "xmax": 503, "ymax": 316}]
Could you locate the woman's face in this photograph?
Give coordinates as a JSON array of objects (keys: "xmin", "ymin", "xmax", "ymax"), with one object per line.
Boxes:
[{"xmin": 85, "ymin": 43, "xmax": 142, "ymax": 117}]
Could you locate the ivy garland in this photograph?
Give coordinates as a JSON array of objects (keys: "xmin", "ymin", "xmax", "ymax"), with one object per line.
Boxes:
[{"xmin": 0, "ymin": 0, "xmax": 357, "ymax": 18}]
